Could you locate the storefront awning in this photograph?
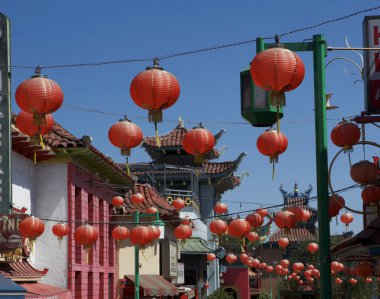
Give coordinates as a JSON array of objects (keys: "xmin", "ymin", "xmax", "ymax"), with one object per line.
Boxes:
[
  {"xmin": 19, "ymin": 282, "xmax": 72, "ymax": 298},
  {"xmin": 127, "ymin": 275, "xmax": 178, "ymax": 296},
  {"xmin": 179, "ymin": 237, "xmax": 213, "ymax": 254}
]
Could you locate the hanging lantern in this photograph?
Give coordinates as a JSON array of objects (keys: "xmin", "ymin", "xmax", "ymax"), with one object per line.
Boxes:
[
  {"xmin": 246, "ymin": 231, "xmax": 259, "ymax": 243},
  {"xmin": 245, "ymin": 213, "xmax": 263, "ymax": 228},
  {"xmin": 146, "ymin": 207, "xmax": 158, "ymax": 214},
  {"xmin": 298, "ymin": 280, "xmax": 304, "ymax": 286},
  {"xmin": 250, "ymin": 45, "xmax": 305, "ymax": 107},
  {"xmin": 182, "ymin": 125, "xmax": 215, "ymax": 163},
  {"xmin": 304, "ymin": 270, "xmax": 312, "ymax": 278},
  {"xmin": 349, "ymin": 278, "xmax": 358, "ymax": 285},
  {"xmin": 181, "ymin": 216, "xmax": 191, "ymax": 226},
  {"xmin": 274, "ymin": 211, "xmax": 297, "ymax": 230},
  {"xmin": 207, "ymin": 253, "xmax": 216, "ymax": 262},
  {"xmin": 19, "ymin": 216, "xmax": 45, "ymax": 241},
  {"xmin": 130, "ymin": 226, "xmax": 151, "ymax": 246},
  {"xmin": 350, "ymin": 160, "xmax": 378, "ymax": 185},
  {"xmin": 335, "ymin": 278, "xmax": 343, "ymax": 285},
  {"xmin": 256, "ymin": 208, "xmax": 268, "ymax": 218},
  {"xmin": 278, "ymin": 237, "xmax": 290, "ymax": 249},
  {"xmin": 292, "ymin": 262, "xmax": 305, "ymax": 273},
  {"xmin": 227, "ymin": 218, "xmax": 251, "ymax": 238},
  {"xmin": 331, "ymin": 262, "xmax": 343, "ymax": 273},
  {"xmin": 112, "ymin": 196, "xmax": 125, "ymax": 208},
  {"xmin": 365, "ymin": 277, "xmax": 373, "ymax": 283},
  {"xmin": 287, "ymin": 275, "xmax": 292, "ymax": 281},
  {"xmin": 275, "ymin": 265, "xmax": 283, "ymax": 275},
  {"xmin": 74, "ymin": 224, "xmax": 99, "ymax": 263},
  {"xmin": 287, "ymin": 206, "xmax": 306, "ymax": 222},
  {"xmin": 251, "ymin": 259, "xmax": 261, "ymax": 268},
  {"xmin": 259, "ymin": 262, "xmax": 267, "ymax": 270},
  {"xmin": 355, "ymin": 262, "xmax": 372, "ymax": 277},
  {"xmin": 131, "ymin": 193, "xmax": 145, "ymax": 205},
  {"xmin": 307, "ymin": 264, "xmax": 315, "ymax": 270},
  {"xmin": 16, "ymin": 111, "xmax": 54, "ymax": 140},
  {"xmin": 340, "ymin": 213, "xmax": 353, "ymax": 226},
  {"xmin": 361, "ymin": 185, "xmax": 380, "ymax": 204},
  {"xmin": 330, "ymin": 120, "xmax": 360, "ymax": 151},
  {"xmin": 145, "ymin": 226, "xmax": 161, "ymax": 244},
  {"xmin": 312, "ymin": 269, "xmax": 320, "ymax": 278},
  {"xmin": 307, "ymin": 242, "xmax": 319, "ymax": 255},
  {"xmin": 240, "ymin": 253, "xmax": 249, "ymax": 264},
  {"xmin": 257, "ymin": 128, "xmax": 288, "ymax": 165},
  {"xmin": 280, "ymin": 259, "xmax": 290, "ymax": 268},
  {"xmin": 266, "ymin": 265, "xmax": 274, "ymax": 273},
  {"xmin": 172, "ymin": 197, "xmax": 185, "ymax": 210},
  {"xmin": 112, "ymin": 226, "xmax": 130, "ymax": 241},
  {"xmin": 15, "ymin": 68, "xmax": 64, "ymax": 125},
  {"xmin": 52, "ymin": 223, "xmax": 70, "ymax": 241},
  {"xmin": 214, "ymin": 202, "xmax": 228, "ymax": 215},
  {"xmin": 329, "ymin": 195, "xmax": 345, "ymax": 217},
  {"xmin": 300, "ymin": 210, "xmax": 311, "ymax": 222},
  {"xmin": 226, "ymin": 253, "xmax": 237, "ymax": 264},
  {"xmin": 209, "ymin": 219, "xmax": 228, "ymax": 236},
  {"xmin": 174, "ymin": 224, "xmax": 192, "ymax": 240}
]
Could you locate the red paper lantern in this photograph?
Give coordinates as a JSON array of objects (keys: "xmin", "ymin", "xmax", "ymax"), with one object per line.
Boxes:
[
  {"xmin": 355, "ymin": 262, "xmax": 372, "ymax": 277},
  {"xmin": 292, "ymin": 263, "xmax": 304, "ymax": 272},
  {"xmin": 281, "ymin": 268, "xmax": 289, "ymax": 276},
  {"xmin": 74, "ymin": 224, "xmax": 99, "ymax": 249},
  {"xmin": 278, "ymin": 237, "xmax": 290, "ymax": 249},
  {"xmin": 226, "ymin": 253, "xmax": 237, "ymax": 264},
  {"xmin": 331, "ymin": 120, "xmax": 360, "ymax": 150},
  {"xmin": 251, "ymin": 259, "xmax": 261, "ymax": 268},
  {"xmin": 146, "ymin": 207, "xmax": 158, "ymax": 214},
  {"xmin": 15, "ymin": 70, "xmax": 64, "ymax": 123},
  {"xmin": 207, "ymin": 253, "xmax": 216, "ymax": 262},
  {"xmin": 341, "ymin": 213, "xmax": 353, "ymax": 226},
  {"xmin": 181, "ymin": 216, "xmax": 191, "ymax": 226},
  {"xmin": 130, "ymin": 60, "xmax": 180, "ymax": 124},
  {"xmin": 307, "ymin": 242, "xmax": 319, "ymax": 254},
  {"xmin": 174, "ymin": 224, "xmax": 192, "ymax": 240},
  {"xmin": 275, "ymin": 265, "xmax": 283, "ymax": 274},
  {"xmin": 108, "ymin": 119, "xmax": 143, "ymax": 156},
  {"xmin": 349, "ymin": 278, "xmax": 358, "ymax": 285},
  {"xmin": 287, "ymin": 275, "xmax": 292, "ymax": 281},
  {"xmin": 350, "ymin": 160, "xmax": 378, "ymax": 185},
  {"xmin": 172, "ymin": 197, "xmax": 185, "ymax": 210},
  {"xmin": 112, "ymin": 226, "xmax": 130, "ymax": 241},
  {"xmin": 131, "ymin": 193, "xmax": 145, "ymax": 205},
  {"xmin": 209, "ymin": 219, "xmax": 228, "ymax": 236},
  {"xmin": 300, "ymin": 210, "xmax": 311, "ymax": 222},
  {"xmin": 361, "ymin": 185, "xmax": 380, "ymax": 204},
  {"xmin": 112, "ymin": 196, "xmax": 124, "ymax": 208},
  {"xmin": 287, "ymin": 206, "xmax": 306, "ymax": 222},
  {"xmin": 335, "ymin": 278, "xmax": 343, "ymax": 285},
  {"xmin": 266, "ymin": 266, "xmax": 274, "ymax": 273},
  {"xmin": 246, "ymin": 231, "xmax": 259, "ymax": 243},
  {"xmin": 259, "ymin": 262, "xmax": 267, "ymax": 269},
  {"xmin": 280, "ymin": 259, "xmax": 290, "ymax": 268},
  {"xmin": 214, "ymin": 202, "xmax": 228, "ymax": 215},
  {"xmin": 274, "ymin": 211, "xmax": 297, "ymax": 230},
  {"xmin": 240, "ymin": 253, "xmax": 249, "ymax": 264},
  {"xmin": 311, "ymin": 269, "xmax": 320, "ymax": 278},
  {"xmin": 52, "ymin": 223, "xmax": 70, "ymax": 241},
  {"xmin": 331, "ymin": 262, "xmax": 342, "ymax": 273},
  {"xmin": 257, "ymin": 128, "xmax": 288, "ymax": 164},
  {"xmin": 307, "ymin": 265, "xmax": 315, "ymax": 270},
  {"xmin": 365, "ymin": 277, "xmax": 373, "ymax": 283},
  {"xmin": 256, "ymin": 208, "xmax": 268, "ymax": 218},
  {"xmin": 329, "ymin": 195, "xmax": 345, "ymax": 217},
  {"xmin": 304, "ymin": 270, "xmax": 312, "ymax": 277},
  {"xmin": 148, "ymin": 225, "xmax": 161, "ymax": 241},
  {"xmin": 250, "ymin": 47, "xmax": 305, "ymax": 107},
  {"xmin": 19, "ymin": 216, "xmax": 45, "ymax": 239},
  {"xmin": 182, "ymin": 127, "xmax": 215, "ymax": 163},
  {"xmin": 130, "ymin": 226, "xmax": 151, "ymax": 246},
  {"xmin": 245, "ymin": 213, "xmax": 263, "ymax": 228},
  {"xmin": 227, "ymin": 219, "xmax": 251, "ymax": 238},
  {"xmin": 16, "ymin": 111, "xmax": 54, "ymax": 138}
]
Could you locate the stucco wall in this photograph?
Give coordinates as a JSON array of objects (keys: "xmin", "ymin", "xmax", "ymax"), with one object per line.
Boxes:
[{"xmin": 33, "ymin": 163, "xmax": 68, "ymax": 288}]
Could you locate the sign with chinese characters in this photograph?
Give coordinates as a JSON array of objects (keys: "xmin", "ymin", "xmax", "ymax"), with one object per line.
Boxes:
[
  {"xmin": 0, "ymin": 213, "xmax": 27, "ymax": 253},
  {"xmin": 176, "ymin": 263, "xmax": 184, "ymax": 284},
  {"xmin": 169, "ymin": 242, "xmax": 178, "ymax": 277},
  {"xmin": 363, "ymin": 16, "xmax": 380, "ymax": 114}
]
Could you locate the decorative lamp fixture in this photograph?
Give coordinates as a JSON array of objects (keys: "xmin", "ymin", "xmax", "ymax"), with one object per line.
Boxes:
[
  {"xmin": 209, "ymin": 219, "xmax": 228, "ymax": 236},
  {"xmin": 226, "ymin": 253, "xmax": 237, "ymax": 264},
  {"xmin": 227, "ymin": 218, "xmax": 251, "ymax": 238},
  {"xmin": 174, "ymin": 224, "xmax": 192, "ymax": 240},
  {"xmin": 172, "ymin": 197, "xmax": 185, "ymax": 210},
  {"xmin": 207, "ymin": 253, "xmax": 216, "ymax": 262},
  {"xmin": 129, "ymin": 226, "xmax": 151, "ymax": 246},
  {"xmin": 256, "ymin": 208, "xmax": 269, "ymax": 217},
  {"xmin": 278, "ymin": 237, "xmax": 290, "ymax": 249},
  {"xmin": 246, "ymin": 231, "xmax": 259, "ymax": 243},
  {"xmin": 182, "ymin": 124, "xmax": 215, "ymax": 163},
  {"xmin": 74, "ymin": 223, "xmax": 99, "ymax": 263},
  {"xmin": 16, "ymin": 111, "xmax": 54, "ymax": 142},
  {"xmin": 130, "ymin": 58, "xmax": 180, "ymax": 146},
  {"xmin": 340, "ymin": 212, "xmax": 353, "ymax": 227}
]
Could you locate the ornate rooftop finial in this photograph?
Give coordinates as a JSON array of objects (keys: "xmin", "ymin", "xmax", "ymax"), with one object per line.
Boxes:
[
  {"xmin": 178, "ymin": 116, "xmax": 184, "ymax": 128},
  {"xmin": 233, "ymin": 152, "xmax": 247, "ymax": 171},
  {"xmin": 279, "ymin": 184, "xmax": 289, "ymax": 197},
  {"xmin": 294, "ymin": 182, "xmax": 299, "ymax": 195},
  {"xmin": 214, "ymin": 129, "xmax": 226, "ymax": 143}
]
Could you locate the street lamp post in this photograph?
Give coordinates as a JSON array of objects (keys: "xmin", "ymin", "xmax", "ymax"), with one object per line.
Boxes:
[{"xmin": 256, "ymin": 34, "xmax": 332, "ymax": 299}]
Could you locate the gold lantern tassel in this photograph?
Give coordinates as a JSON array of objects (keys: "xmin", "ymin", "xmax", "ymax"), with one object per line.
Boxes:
[
  {"xmin": 33, "ymin": 145, "xmax": 37, "ymax": 165},
  {"xmin": 154, "ymin": 122, "xmax": 161, "ymax": 148},
  {"xmin": 240, "ymin": 238, "xmax": 246, "ymax": 253},
  {"xmin": 276, "ymin": 106, "xmax": 281, "ymax": 133},
  {"xmin": 39, "ymin": 133, "xmax": 45, "ymax": 148}
]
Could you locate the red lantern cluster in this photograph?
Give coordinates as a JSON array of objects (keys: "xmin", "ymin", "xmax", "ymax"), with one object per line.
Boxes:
[{"xmin": 182, "ymin": 126, "xmax": 215, "ymax": 163}]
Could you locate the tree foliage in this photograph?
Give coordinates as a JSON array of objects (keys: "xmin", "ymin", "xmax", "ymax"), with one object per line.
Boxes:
[{"xmin": 207, "ymin": 288, "xmax": 235, "ymax": 299}]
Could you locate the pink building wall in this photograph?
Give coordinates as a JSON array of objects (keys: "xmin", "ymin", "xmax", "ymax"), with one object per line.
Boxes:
[{"xmin": 223, "ymin": 267, "xmax": 250, "ymax": 299}]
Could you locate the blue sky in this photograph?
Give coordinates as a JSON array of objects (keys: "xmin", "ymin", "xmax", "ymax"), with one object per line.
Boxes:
[{"xmin": 2, "ymin": 1, "xmax": 380, "ymax": 234}]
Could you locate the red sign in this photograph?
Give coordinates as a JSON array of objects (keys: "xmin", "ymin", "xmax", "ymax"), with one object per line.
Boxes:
[
  {"xmin": 363, "ymin": 16, "xmax": 380, "ymax": 114},
  {"xmin": 0, "ymin": 213, "xmax": 27, "ymax": 252}
]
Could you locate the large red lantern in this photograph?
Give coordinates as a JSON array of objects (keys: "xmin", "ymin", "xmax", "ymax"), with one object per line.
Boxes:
[
  {"xmin": 130, "ymin": 226, "xmax": 151, "ymax": 246},
  {"xmin": 15, "ymin": 69, "xmax": 64, "ymax": 125},
  {"xmin": 16, "ymin": 111, "xmax": 54, "ymax": 139},
  {"xmin": 330, "ymin": 120, "xmax": 360, "ymax": 151},
  {"xmin": 52, "ymin": 223, "xmax": 70, "ymax": 241},
  {"xmin": 108, "ymin": 118, "xmax": 143, "ymax": 157},
  {"xmin": 214, "ymin": 202, "xmax": 228, "ymax": 215},
  {"xmin": 148, "ymin": 225, "xmax": 161, "ymax": 242},
  {"xmin": 209, "ymin": 219, "xmax": 228, "ymax": 236},
  {"xmin": 361, "ymin": 185, "xmax": 380, "ymax": 204},
  {"xmin": 112, "ymin": 196, "xmax": 125, "ymax": 208},
  {"xmin": 355, "ymin": 262, "xmax": 372, "ymax": 277},
  {"xmin": 172, "ymin": 197, "xmax": 185, "ymax": 210},
  {"xmin": 250, "ymin": 46, "xmax": 305, "ymax": 107},
  {"xmin": 112, "ymin": 226, "xmax": 130, "ymax": 241},
  {"xmin": 227, "ymin": 219, "xmax": 251, "ymax": 238},
  {"xmin": 350, "ymin": 160, "xmax": 378, "ymax": 185},
  {"xmin": 274, "ymin": 211, "xmax": 297, "ymax": 230},
  {"xmin": 226, "ymin": 253, "xmax": 237, "ymax": 264},
  {"xmin": 182, "ymin": 126, "xmax": 215, "ymax": 163},
  {"xmin": 307, "ymin": 242, "xmax": 319, "ymax": 255},
  {"xmin": 131, "ymin": 193, "xmax": 145, "ymax": 205},
  {"xmin": 207, "ymin": 253, "xmax": 216, "ymax": 262},
  {"xmin": 278, "ymin": 237, "xmax": 290, "ymax": 249},
  {"xmin": 174, "ymin": 224, "xmax": 192, "ymax": 240},
  {"xmin": 245, "ymin": 213, "xmax": 263, "ymax": 228},
  {"xmin": 19, "ymin": 216, "xmax": 45, "ymax": 240},
  {"xmin": 257, "ymin": 128, "xmax": 288, "ymax": 164},
  {"xmin": 74, "ymin": 224, "xmax": 99, "ymax": 251},
  {"xmin": 340, "ymin": 213, "xmax": 353, "ymax": 226}
]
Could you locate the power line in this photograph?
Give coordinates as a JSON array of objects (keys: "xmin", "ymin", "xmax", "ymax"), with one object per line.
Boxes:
[{"xmin": 6, "ymin": 6, "xmax": 380, "ymax": 70}]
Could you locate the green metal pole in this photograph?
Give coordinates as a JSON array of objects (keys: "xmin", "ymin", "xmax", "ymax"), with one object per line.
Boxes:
[
  {"xmin": 269, "ymin": 273, "xmax": 273, "ymax": 299},
  {"xmin": 257, "ymin": 37, "xmax": 264, "ymax": 53},
  {"xmin": 312, "ymin": 34, "xmax": 332, "ymax": 299},
  {"xmin": 134, "ymin": 212, "xmax": 140, "ymax": 299}
]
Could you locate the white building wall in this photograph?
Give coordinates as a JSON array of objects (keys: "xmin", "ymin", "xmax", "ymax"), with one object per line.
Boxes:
[{"xmin": 32, "ymin": 163, "xmax": 68, "ymax": 289}]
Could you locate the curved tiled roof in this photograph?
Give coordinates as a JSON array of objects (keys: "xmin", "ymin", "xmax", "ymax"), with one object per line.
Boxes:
[
  {"xmin": 268, "ymin": 227, "xmax": 318, "ymax": 243},
  {"xmin": 0, "ymin": 261, "xmax": 48, "ymax": 282}
]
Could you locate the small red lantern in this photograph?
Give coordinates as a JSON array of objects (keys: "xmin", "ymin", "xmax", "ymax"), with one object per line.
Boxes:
[
  {"xmin": 251, "ymin": 259, "xmax": 261, "ymax": 268},
  {"xmin": 307, "ymin": 242, "xmax": 319, "ymax": 254},
  {"xmin": 259, "ymin": 262, "xmax": 267, "ymax": 269},
  {"xmin": 214, "ymin": 202, "xmax": 228, "ymax": 215},
  {"xmin": 274, "ymin": 211, "xmax": 297, "ymax": 230},
  {"xmin": 182, "ymin": 126, "xmax": 215, "ymax": 163},
  {"xmin": 131, "ymin": 193, "xmax": 145, "ymax": 205},
  {"xmin": 329, "ymin": 195, "xmax": 345, "ymax": 217},
  {"xmin": 280, "ymin": 259, "xmax": 290, "ymax": 268},
  {"xmin": 256, "ymin": 128, "xmax": 288, "ymax": 164},
  {"xmin": 108, "ymin": 118, "xmax": 143, "ymax": 156},
  {"xmin": 226, "ymin": 253, "xmax": 237, "ymax": 264},
  {"xmin": 240, "ymin": 253, "xmax": 249, "ymax": 264},
  {"xmin": 312, "ymin": 269, "xmax": 320, "ymax": 278},
  {"xmin": 112, "ymin": 196, "xmax": 124, "ymax": 208},
  {"xmin": 148, "ymin": 225, "xmax": 161, "ymax": 241},
  {"xmin": 287, "ymin": 275, "xmax": 292, "ymax": 281},
  {"xmin": 245, "ymin": 213, "xmax": 263, "ymax": 228},
  {"xmin": 112, "ymin": 226, "xmax": 130, "ymax": 241},
  {"xmin": 181, "ymin": 216, "xmax": 191, "ymax": 226},
  {"xmin": 172, "ymin": 197, "xmax": 185, "ymax": 210},
  {"xmin": 19, "ymin": 216, "xmax": 45, "ymax": 240},
  {"xmin": 340, "ymin": 213, "xmax": 353, "ymax": 226},
  {"xmin": 292, "ymin": 262, "xmax": 304, "ymax": 272},
  {"xmin": 304, "ymin": 270, "xmax": 312, "ymax": 277},
  {"xmin": 350, "ymin": 160, "xmax": 378, "ymax": 185},
  {"xmin": 266, "ymin": 265, "xmax": 274, "ymax": 273},
  {"xmin": 275, "ymin": 265, "xmax": 283, "ymax": 274},
  {"xmin": 227, "ymin": 218, "xmax": 251, "ymax": 238},
  {"xmin": 174, "ymin": 224, "xmax": 192, "ymax": 240},
  {"xmin": 362, "ymin": 185, "xmax": 380, "ymax": 204},
  {"xmin": 331, "ymin": 262, "xmax": 343, "ymax": 273},
  {"xmin": 16, "ymin": 111, "xmax": 54, "ymax": 139},
  {"xmin": 307, "ymin": 264, "xmax": 315, "ymax": 270},
  {"xmin": 207, "ymin": 253, "xmax": 216, "ymax": 262},
  {"xmin": 146, "ymin": 207, "xmax": 158, "ymax": 214},
  {"xmin": 15, "ymin": 69, "xmax": 64, "ymax": 124},
  {"xmin": 335, "ymin": 278, "xmax": 343, "ymax": 285},
  {"xmin": 278, "ymin": 237, "xmax": 289, "ymax": 249},
  {"xmin": 355, "ymin": 262, "xmax": 372, "ymax": 277},
  {"xmin": 130, "ymin": 226, "xmax": 151, "ymax": 246},
  {"xmin": 330, "ymin": 120, "xmax": 361, "ymax": 151},
  {"xmin": 300, "ymin": 210, "xmax": 311, "ymax": 222},
  {"xmin": 246, "ymin": 231, "xmax": 259, "ymax": 243},
  {"xmin": 365, "ymin": 277, "xmax": 373, "ymax": 283},
  {"xmin": 209, "ymin": 219, "xmax": 228, "ymax": 236},
  {"xmin": 349, "ymin": 278, "xmax": 358, "ymax": 285},
  {"xmin": 52, "ymin": 223, "xmax": 70, "ymax": 241},
  {"xmin": 250, "ymin": 46, "xmax": 305, "ymax": 107},
  {"xmin": 256, "ymin": 208, "xmax": 268, "ymax": 218}
]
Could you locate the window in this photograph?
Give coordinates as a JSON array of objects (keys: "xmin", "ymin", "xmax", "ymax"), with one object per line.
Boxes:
[{"xmin": 224, "ymin": 287, "xmax": 238, "ymax": 299}]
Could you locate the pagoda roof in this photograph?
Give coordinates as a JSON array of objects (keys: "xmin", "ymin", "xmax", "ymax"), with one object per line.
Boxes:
[
  {"xmin": 268, "ymin": 227, "xmax": 318, "ymax": 243},
  {"xmin": 142, "ymin": 123, "xmax": 225, "ymax": 161},
  {"xmin": 0, "ymin": 261, "xmax": 48, "ymax": 282}
]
